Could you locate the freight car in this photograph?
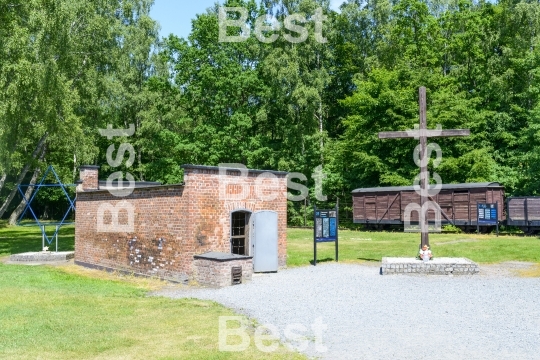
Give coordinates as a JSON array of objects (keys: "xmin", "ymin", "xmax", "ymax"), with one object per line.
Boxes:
[
  {"xmin": 351, "ymin": 182, "xmax": 505, "ymax": 232},
  {"xmin": 506, "ymin": 197, "xmax": 540, "ymax": 234}
]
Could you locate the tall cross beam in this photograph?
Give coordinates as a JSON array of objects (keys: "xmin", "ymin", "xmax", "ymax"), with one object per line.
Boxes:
[{"xmin": 378, "ymin": 87, "xmax": 470, "ymax": 248}]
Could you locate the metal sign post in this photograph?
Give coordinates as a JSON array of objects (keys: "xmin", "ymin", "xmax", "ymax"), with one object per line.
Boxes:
[
  {"xmin": 497, "ymin": 201, "xmax": 499, "ymax": 237},
  {"xmin": 313, "ymin": 200, "xmax": 339, "ymax": 266}
]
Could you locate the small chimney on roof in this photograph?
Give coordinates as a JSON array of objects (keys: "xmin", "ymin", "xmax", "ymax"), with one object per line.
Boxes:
[{"xmin": 78, "ymin": 165, "xmax": 100, "ymax": 191}]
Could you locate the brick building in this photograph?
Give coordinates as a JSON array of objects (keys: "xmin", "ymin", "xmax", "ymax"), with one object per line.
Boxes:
[{"xmin": 75, "ymin": 164, "xmax": 288, "ymax": 285}]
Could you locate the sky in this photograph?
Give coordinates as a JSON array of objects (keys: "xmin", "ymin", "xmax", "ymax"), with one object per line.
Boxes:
[{"xmin": 150, "ymin": 0, "xmax": 347, "ymax": 40}]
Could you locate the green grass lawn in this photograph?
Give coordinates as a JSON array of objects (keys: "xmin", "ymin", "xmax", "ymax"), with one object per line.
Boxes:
[
  {"xmin": 0, "ymin": 221, "xmax": 74, "ymax": 255},
  {"xmin": 0, "ymin": 263, "xmax": 304, "ymax": 360},
  {"xmin": 0, "ymin": 223, "xmax": 304, "ymax": 359},
  {"xmin": 287, "ymin": 228, "xmax": 540, "ymax": 266}
]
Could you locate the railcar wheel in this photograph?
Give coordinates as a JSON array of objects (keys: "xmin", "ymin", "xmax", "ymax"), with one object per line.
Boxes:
[
  {"xmin": 464, "ymin": 226, "xmax": 475, "ymax": 233},
  {"xmin": 520, "ymin": 227, "xmax": 537, "ymax": 235}
]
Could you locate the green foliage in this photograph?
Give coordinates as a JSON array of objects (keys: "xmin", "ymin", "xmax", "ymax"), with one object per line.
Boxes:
[
  {"xmin": 441, "ymin": 224, "xmax": 462, "ymax": 233},
  {"xmin": 326, "ymin": 0, "xmax": 540, "ymax": 199},
  {"xmin": 3, "ymin": 0, "xmax": 540, "ymax": 221},
  {"xmin": 0, "ymin": 0, "xmax": 161, "ymax": 216}
]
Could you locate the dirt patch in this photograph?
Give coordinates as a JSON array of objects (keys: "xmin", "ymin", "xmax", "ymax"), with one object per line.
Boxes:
[
  {"xmin": 478, "ymin": 261, "xmax": 537, "ymax": 277},
  {"xmin": 516, "ymin": 263, "xmax": 540, "ymax": 277}
]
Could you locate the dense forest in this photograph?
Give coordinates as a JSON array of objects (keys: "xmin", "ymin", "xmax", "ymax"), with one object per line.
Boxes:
[{"xmin": 1, "ymin": 0, "xmax": 540, "ymax": 224}]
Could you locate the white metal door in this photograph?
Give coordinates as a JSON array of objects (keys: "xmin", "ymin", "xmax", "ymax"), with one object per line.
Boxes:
[{"xmin": 251, "ymin": 210, "xmax": 278, "ymax": 272}]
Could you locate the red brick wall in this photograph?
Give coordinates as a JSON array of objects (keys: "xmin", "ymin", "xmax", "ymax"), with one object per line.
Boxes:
[
  {"xmin": 183, "ymin": 167, "xmax": 288, "ymax": 268},
  {"xmin": 75, "ymin": 186, "xmax": 190, "ymax": 281},
  {"xmin": 75, "ymin": 166, "xmax": 288, "ymax": 280}
]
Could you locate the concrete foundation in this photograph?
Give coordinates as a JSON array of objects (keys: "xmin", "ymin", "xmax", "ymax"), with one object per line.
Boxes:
[{"xmin": 9, "ymin": 251, "xmax": 75, "ymax": 262}]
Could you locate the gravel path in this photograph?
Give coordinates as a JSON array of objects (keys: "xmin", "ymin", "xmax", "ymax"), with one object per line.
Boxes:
[{"xmin": 155, "ymin": 263, "xmax": 540, "ymax": 359}]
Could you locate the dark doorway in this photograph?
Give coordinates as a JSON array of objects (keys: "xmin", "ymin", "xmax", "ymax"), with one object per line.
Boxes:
[{"xmin": 231, "ymin": 211, "xmax": 251, "ymax": 255}]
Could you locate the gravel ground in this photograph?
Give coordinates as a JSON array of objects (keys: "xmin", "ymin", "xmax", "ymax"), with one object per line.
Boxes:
[{"xmin": 155, "ymin": 262, "xmax": 540, "ymax": 359}]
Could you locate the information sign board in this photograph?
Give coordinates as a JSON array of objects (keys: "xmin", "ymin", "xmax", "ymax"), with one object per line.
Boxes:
[
  {"xmin": 478, "ymin": 203, "xmax": 498, "ymax": 225},
  {"xmin": 313, "ymin": 204, "xmax": 339, "ymax": 265},
  {"xmin": 477, "ymin": 202, "xmax": 499, "ymax": 236},
  {"xmin": 315, "ymin": 210, "xmax": 337, "ymax": 242}
]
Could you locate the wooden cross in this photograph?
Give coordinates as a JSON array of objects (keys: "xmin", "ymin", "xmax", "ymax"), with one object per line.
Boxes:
[{"xmin": 378, "ymin": 87, "xmax": 470, "ymax": 248}]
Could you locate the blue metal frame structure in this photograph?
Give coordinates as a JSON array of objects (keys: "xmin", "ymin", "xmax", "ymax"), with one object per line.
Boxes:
[{"xmin": 16, "ymin": 165, "xmax": 77, "ymax": 245}]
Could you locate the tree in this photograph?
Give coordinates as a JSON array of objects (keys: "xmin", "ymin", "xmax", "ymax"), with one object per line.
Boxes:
[{"xmin": 0, "ymin": 0, "xmax": 160, "ymax": 219}]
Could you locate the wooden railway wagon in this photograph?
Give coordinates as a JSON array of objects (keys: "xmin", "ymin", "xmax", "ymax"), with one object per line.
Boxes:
[
  {"xmin": 506, "ymin": 197, "xmax": 540, "ymax": 234},
  {"xmin": 351, "ymin": 182, "xmax": 505, "ymax": 231}
]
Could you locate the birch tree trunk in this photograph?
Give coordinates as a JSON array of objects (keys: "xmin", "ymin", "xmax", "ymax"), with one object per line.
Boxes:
[
  {"xmin": 0, "ymin": 173, "xmax": 6, "ymax": 195},
  {"xmin": 8, "ymin": 143, "xmax": 48, "ymax": 225},
  {"xmin": 0, "ymin": 133, "xmax": 48, "ymax": 218},
  {"xmin": 8, "ymin": 166, "xmax": 41, "ymax": 225},
  {"xmin": 8, "ymin": 141, "xmax": 47, "ymax": 225}
]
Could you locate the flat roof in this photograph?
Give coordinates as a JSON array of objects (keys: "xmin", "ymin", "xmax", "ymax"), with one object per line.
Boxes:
[
  {"xmin": 352, "ymin": 182, "xmax": 503, "ymax": 194},
  {"xmin": 181, "ymin": 164, "xmax": 288, "ymax": 175},
  {"xmin": 98, "ymin": 180, "xmax": 162, "ymax": 188},
  {"xmin": 80, "ymin": 181, "xmax": 184, "ymax": 193}
]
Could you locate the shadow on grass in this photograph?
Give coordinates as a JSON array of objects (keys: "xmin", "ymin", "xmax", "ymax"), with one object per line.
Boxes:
[
  {"xmin": 309, "ymin": 257, "xmax": 336, "ymax": 265},
  {"xmin": 357, "ymin": 257, "xmax": 380, "ymax": 262},
  {"xmin": 0, "ymin": 225, "xmax": 74, "ymax": 255}
]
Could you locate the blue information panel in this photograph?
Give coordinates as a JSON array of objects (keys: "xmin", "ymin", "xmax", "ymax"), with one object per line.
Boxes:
[
  {"xmin": 313, "ymin": 205, "xmax": 339, "ymax": 265},
  {"xmin": 315, "ymin": 210, "xmax": 337, "ymax": 242},
  {"xmin": 477, "ymin": 203, "xmax": 498, "ymax": 225}
]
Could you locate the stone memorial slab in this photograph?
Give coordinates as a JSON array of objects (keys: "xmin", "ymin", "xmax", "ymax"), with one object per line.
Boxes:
[{"xmin": 381, "ymin": 257, "xmax": 479, "ymax": 275}]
